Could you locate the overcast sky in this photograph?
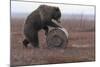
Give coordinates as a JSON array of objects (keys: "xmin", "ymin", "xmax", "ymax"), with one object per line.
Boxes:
[{"xmin": 11, "ymin": 1, "xmax": 95, "ymax": 15}]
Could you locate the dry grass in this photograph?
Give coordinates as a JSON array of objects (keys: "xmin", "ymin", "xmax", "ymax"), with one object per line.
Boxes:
[{"xmin": 11, "ymin": 16, "xmax": 95, "ymax": 66}]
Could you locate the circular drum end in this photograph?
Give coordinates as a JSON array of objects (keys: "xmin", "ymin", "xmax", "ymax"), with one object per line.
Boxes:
[{"xmin": 46, "ymin": 28, "xmax": 68, "ymax": 48}]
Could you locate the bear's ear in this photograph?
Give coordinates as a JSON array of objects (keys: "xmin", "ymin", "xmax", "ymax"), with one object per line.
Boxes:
[{"xmin": 55, "ymin": 7, "xmax": 59, "ymax": 11}]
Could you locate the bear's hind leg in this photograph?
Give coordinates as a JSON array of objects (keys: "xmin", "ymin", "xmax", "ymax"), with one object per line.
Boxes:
[{"xmin": 23, "ymin": 39, "xmax": 29, "ymax": 47}]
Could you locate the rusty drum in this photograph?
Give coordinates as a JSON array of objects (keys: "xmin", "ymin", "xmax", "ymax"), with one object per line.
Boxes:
[{"xmin": 46, "ymin": 28, "xmax": 68, "ymax": 48}]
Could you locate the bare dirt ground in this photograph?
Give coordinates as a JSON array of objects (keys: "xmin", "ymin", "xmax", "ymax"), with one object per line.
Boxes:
[{"xmin": 11, "ymin": 17, "xmax": 95, "ymax": 66}]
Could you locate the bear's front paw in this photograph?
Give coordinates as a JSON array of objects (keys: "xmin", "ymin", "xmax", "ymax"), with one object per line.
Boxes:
[{"xmin": 45, "ymin": 32, "xmax": 48, "ymax": 36}]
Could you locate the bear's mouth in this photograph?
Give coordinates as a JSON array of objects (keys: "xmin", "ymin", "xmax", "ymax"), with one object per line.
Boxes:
[
  {"xmin": 57, "ymin": 19, "xmax": 61, "ymax": 23},
  {"xmin": 51, "ymin": 19, "xmax": 61, "ymax": 24},
  {"xmin": 51, "ymin": 19, "xmax": 61, "ymax": 27}
]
